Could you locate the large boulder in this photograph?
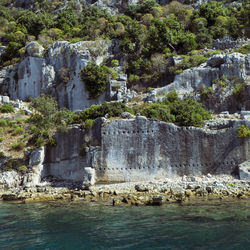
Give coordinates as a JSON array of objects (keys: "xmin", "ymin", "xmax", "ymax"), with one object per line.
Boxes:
[
  {"xmin": 29, "ymin": 147, "xmax": 45, "ymax": 166},
  {"xmin": 82, "ymin": 167, "xmax": 96, "ymax": 186},
  {"xmin": 23, "ymin": 147, "xmax": 45, "ymax": 187}
]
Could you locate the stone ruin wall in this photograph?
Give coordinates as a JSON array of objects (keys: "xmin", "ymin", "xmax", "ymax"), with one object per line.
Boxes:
[{"xmin": 43, "ymin": 117, "xmax": 250, "ymax": 184}]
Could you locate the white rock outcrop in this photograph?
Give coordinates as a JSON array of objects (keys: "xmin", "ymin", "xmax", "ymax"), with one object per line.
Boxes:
[
  {"xmin": 23, "ymin": 147, "xmax": 45, "ymax": 187},
  {"xmin": 0, "ymin": 171, "xmax": 22, "ymax": 189},
  {"xmin": 0, "ymin": 40, "xmax": 127, "ymax": 110},
  {"xmin": 151, "ymin": 53, "xmax": 250, "ymax": 98}
]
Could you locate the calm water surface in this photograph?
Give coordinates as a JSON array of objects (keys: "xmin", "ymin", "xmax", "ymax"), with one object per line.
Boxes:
[{"xmin": 0, "ymin": 200, "xmax": 250, "ymax": 249}]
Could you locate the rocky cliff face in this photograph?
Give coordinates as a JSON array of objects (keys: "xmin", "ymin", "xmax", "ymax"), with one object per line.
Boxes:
[
  {"xmin": 0, "ymin": 40, "xmax": 127, "ymax": 110},
  {"xmin": 153, "ymin": 53, "xmax": 250, "ymax": 97},
  {"xmin": 40, "ymin": 116, "xmax": 250, "ymax": 185}
]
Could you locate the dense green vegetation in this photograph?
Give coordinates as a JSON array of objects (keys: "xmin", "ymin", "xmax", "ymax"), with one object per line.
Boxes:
[
  {"xmin": 0, "ymin": 0, "xmax": 249, "ymax": 86},
  {"xmin": 28, "ymin": 94, "xmax": 74, "ymax": 146},
  {"xmin": 81, "ymin": 62, "xmax": 110, "ymax": 99},
  {"xmin": 74, "ymin": 102, "xmax": 133, "ymax": 123},
  {"xmin": 237, "ymin": 125, "xmax": 250, "ymax": 138},
  {"xmin": 75, "ymin": 91, "xmax": 211, "ymax": 127},
  {"xmin": 0, "ymin": 104, "xmax": 14, "ymax": 113}
]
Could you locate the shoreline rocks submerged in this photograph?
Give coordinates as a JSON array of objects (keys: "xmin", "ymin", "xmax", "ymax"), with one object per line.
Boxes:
[{"xmin": 1, "ymin": 174, "xmax": 249, "ymax": 206}]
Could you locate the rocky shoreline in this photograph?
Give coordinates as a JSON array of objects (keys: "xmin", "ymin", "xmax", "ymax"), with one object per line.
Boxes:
[{"xmin": 1, "ymin": 174, "xmax": 249, "ymax": 206}]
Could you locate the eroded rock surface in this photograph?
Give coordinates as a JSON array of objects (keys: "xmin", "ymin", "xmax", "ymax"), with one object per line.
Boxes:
[
  {"xmin": 0, "ymin": 40, "xmax": 127, "ymax": 110},
  {"xmin": 151, "ymin": 53, "xmax": 250, "ymax": 98},
  {"xmin": 40, "ymin": 117, "xmax": 250, "ymax": 184}
]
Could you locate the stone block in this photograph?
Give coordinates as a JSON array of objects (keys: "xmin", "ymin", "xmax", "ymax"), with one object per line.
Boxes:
[
  {"xmin": 239, "ymin": 160, "xmax": 250, "ymax": 180},
  {"xmin": 2, "ymin": 96, "xmax": 9, "ymax": 103}
]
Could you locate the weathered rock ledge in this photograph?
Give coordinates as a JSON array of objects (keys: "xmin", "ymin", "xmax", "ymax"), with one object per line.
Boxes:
[{"xmin": 1, "ymin": 175, "xmax": 249, "ymax": 206}]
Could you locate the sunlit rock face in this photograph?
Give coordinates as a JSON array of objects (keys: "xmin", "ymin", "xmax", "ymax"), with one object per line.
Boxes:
[
  {"xmin": 42, "ymin": 117, "xmax": 250, "ymax": 184},
  {"xmin": 154, "ymin": 53, "xmax": 250, "ymax": 96},
  {"xmin": 0, "ymin": 40, "xmax": 127, "ymax": 110}
]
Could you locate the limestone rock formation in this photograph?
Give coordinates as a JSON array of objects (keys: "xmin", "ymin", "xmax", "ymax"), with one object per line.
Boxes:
[
  {"xmin": 23, "ymin": 147, "xmax": 45, "ymax": 187},
  {"xmin": 213, "ymin": 35, "xmax": 250, "ymax": 50},
  {"xmin": 0, "ymin": 40, "xmax": 127, "ymax": 110},
  {"xmin": 0, "ymin": 171, "xmax": 22, "ymax": 189},
  {"xmin": 40, "ymin": 117, "xmax": 250, "ymax": 185},
  {"xmin": 148, "ymin": 53, "xmax": 250, "ymax": 101},
  {"xmin": 86, "ymin": 0, "xmax": 139, "ymax": 14}
]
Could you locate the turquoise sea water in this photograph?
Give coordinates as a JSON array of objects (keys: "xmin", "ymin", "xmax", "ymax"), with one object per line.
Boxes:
[{"xmin": 0, "ymin": 200, "xmax": 250, "ymax": 250}]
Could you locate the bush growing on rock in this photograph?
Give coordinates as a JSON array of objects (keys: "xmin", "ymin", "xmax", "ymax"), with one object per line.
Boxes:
[
  {"xmin": 75, "ymin": 102, "xmax": 134, "ymax": 123},
  {"xmin": 233, "ymin": 83, "xmax": 246, "ymax": 99},
  {"xmin": 237, "ymin": 125, "xmax": 250, "ymax": 138},
  {"xmin": 11, "ymin": 141, "xmax": 25, "ymax": 151},
  {"xmin": 83, "ymin": 119, "xmax": 94, "ymax": 130},
  {"xmin": 169, "ymin": 54, "xmax": 207, "ymax": 75},
  {"xmin": 235, "ymin": 44, "xmax": 250, "ymax": 55},
  {"xmin": 0, "ymin": 151, "xmax": 5, "ymax": 159},
  {"xmin": 134, "ymin": 103, "xmax": 174, "ymax": 123},
  {"xmin": 81, "ymin": 62, "xmax": 110, "ymax": 99},
  {"xmin": 19, "ymin": 165, "xmax": 27, "ymax": 173},
  {"xmin": 0, "ymin": 104, "xmax": 14, "ymax": 113}
]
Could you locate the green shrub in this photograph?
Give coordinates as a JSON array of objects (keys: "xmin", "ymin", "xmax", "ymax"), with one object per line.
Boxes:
[
  {"xmin": 4, "ymin": 159, "xmax": 19, "ymax": 171},
  {"xmin": 212, "ymin": 78, "xmax": 227, "ymax": 88},
  {"xmin": 233, "ymin": 83, "xmax": 245, "ymax": 98},
  {"xmin": 83, "ymin": 119, "xmax": 94, "ymax": 130},
  {"xmin": 165, "ymin": 97, "xmax": 212, "ymax": 127},
  {"xmin": 0, "ymin": 151, "xmax": 5, "ymax": 158},
  {"xmin": 234, "ymin": 44, "xmax": 250, "ymax": 55},
  {"xmin": 30, "ymin": 125, "xmax": 38, "ymax": 134},
  {"xmin": 75, "ymin": 102, "xmax": 134, "ymax": 123},
  {"xmin": 111, "ymin": 60, "xmax": 119, "ymax": 67},
  {"xmin": 11, "ymin": 123, "xmax": 19, "ymax": 129},
  {"xmin": 0, "ymin": 104, "xmax": 14, "ymax": 113},
  {"xmin": 34, "ymin": 136, "xmax": 46, "ymax": 147},
  {"xmin": 0, "ymin": 119, "xmax": 7, "ymax": 127},
  {"xmin": 0, "ymin": 137, "xmax": 3, "ymax": 142},
  {"xmin": 135, "ymin": 103, "xmax": 174, "ymax": 123},
  {"xmin": 11, "ymin": 141, "xmax": 25, "ymax": 150},
  {"xmin": 169, "ymin": 55, "xmax": 207, "ymax": 75},
  {"xmin": 237, "ymin": 125, "xmax": 250, "ymax": 138},
  {"xmin": 47, "ymin": 137, "xmax": 57, "ymax": 147},
  {"xmin": 12, "ymin": 127, "xmax": 25, "ymax": 136},
  {"xmin": 201, "ymin": 86, "xmax": 213, "ymax": 98},
  {"xmin": 19, "ymin": 165, "xmax": 27, "ymax": 172},
  {"xmin": 29, "ymin": 95, "xmax": 74, "ymax": 136},
  {"xmin": 81, "ymin": 62, "xmax": 110, "ymax": 99}
]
